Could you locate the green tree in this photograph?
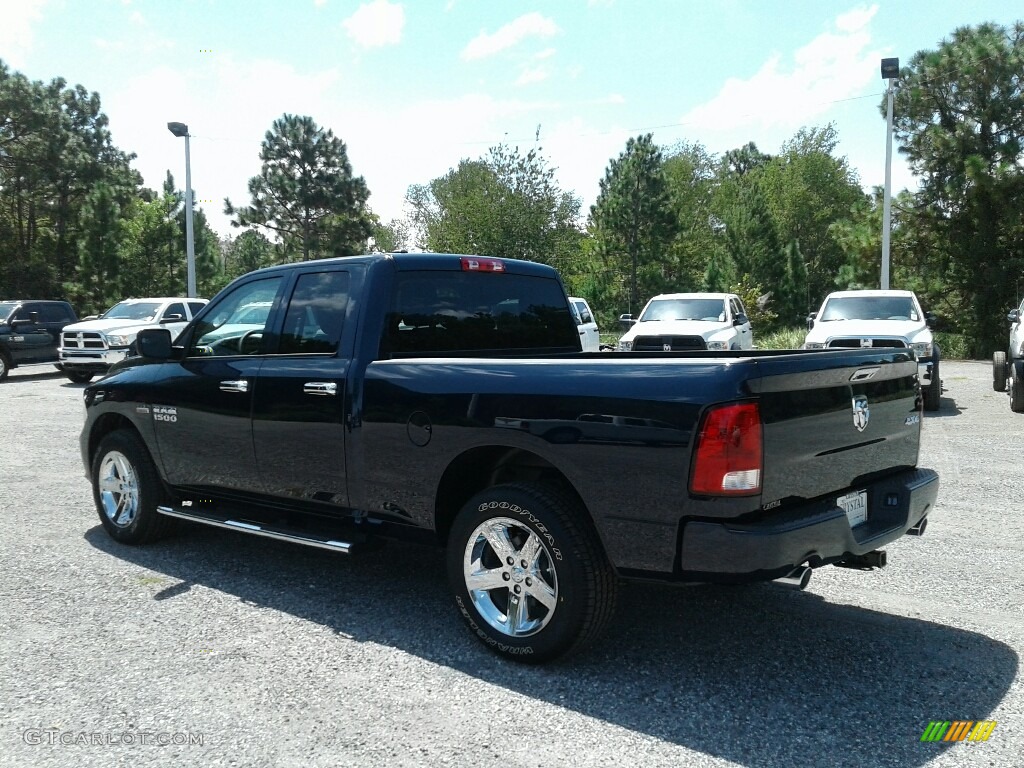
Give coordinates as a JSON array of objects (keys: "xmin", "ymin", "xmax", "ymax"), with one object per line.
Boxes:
[
  {"xmin": 117, "ymin": 197, "xmax": 177, "ymax": 298},
  {"xmin": 758, "ymin": 125, "xmax": 865, "ymax": 312},
  {"xmin": 406, "ymin": 144, "xmax": 582, "ymax": 269},
  {"xmin": 224, "ymin": 229, "xmax": 275, "ymax": 280},
  {"xmin": 1, "ymin": 61, "xmax": 139, "ymax": 299},
  {"xmin": 891, "ymin": 22, "xmax": 1024, "ymax": 354},
  {"xmin": 225, "ymin": 114, "xmax": 373, "ymax": 262},
  {"xmin": 73, "ymin": 182, "xmax": 122, "ymax": 313},
  {"xmin": 662, "ymin": 141, "xmax": 720, "ymax": 290},
  {"xmin": 589, "ymin": 134, "xmax": 678, "ymax": 315}
]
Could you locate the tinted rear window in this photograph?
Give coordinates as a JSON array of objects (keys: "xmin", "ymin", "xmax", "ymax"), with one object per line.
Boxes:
[{"xmin": 383, "ymin": 271, "xmax": 578, "ymax": 356}]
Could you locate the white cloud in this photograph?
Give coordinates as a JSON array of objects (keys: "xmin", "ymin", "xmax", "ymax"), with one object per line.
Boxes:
[
  {"xmin": 341, "ymin": 0, "xmax": 405, "ymax": 49},
  {"xmin": 314, "ymin": 0, "xmax": 328, "ymax": 7},
  {"xmin": 515, "ymin": 67, "xmax": 548, "ymax": 86},
  {"xmin": 461, "ymin": 13, "xmax": 559, "ymax": 61},
  {"xmin": 0, "ymin": 0, "xmax": 47, "ymax": 67},
  {"xmin": 678, "ymin": 4, "xmax": 881, "ymax": 144}
]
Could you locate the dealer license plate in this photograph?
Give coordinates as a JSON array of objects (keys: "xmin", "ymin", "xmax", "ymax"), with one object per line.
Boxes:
[{"xmin": 838, "ymin": 490, "xmax": 868, "ymax": 527}]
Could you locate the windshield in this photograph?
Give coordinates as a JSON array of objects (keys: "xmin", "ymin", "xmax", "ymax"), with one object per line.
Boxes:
[
  {"xmin": 0, "ymin": 302, "xmax": 17, "ymax": 323},
  {"xmin": 640, "ymin": 298, "xmax": 726, "ymax": 322},
  {"xmin": 101, "ymin": 301, "xmax": 163, "ymax": 321},
  {"xmin": 820, "ymin": 296, "xmax": 919, "ymax": 322}
]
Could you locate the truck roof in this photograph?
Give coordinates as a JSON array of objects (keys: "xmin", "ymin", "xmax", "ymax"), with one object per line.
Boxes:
[
  {"xmin": 648, "ymin": 292, "xmax": 735, "ymax": 301},
  {"xmin": 825, "ymin": 290, "xmax": 917, "ymax": 299},
  {"xmin": 243, "ymin": 253, "xmax": 560, "ymax": 279}
]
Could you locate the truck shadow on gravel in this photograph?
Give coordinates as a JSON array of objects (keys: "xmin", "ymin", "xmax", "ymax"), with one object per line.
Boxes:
[{"xmin": 85, "ymin": 524, "xmax": 1016, "ymax": 768}]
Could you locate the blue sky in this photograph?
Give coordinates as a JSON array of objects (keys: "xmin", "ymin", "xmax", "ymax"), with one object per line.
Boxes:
[{"xmin": 3, "ymin": 0, "xmax": 1019, "ymax": 238}]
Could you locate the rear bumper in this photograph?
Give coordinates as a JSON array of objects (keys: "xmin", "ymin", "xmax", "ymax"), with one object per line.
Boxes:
[{"xmin": 679, "ymin": 467, "xmax": 939, "ymax": 580}]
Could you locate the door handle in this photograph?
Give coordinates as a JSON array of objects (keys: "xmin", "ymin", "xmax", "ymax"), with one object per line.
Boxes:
[
  {"xmin": 219, "ymin": 379, "xmax": 249, "ymax": 393},
  {"xmin": 304, "ymin": 382, "xmax": 337, "ymax": 396}
]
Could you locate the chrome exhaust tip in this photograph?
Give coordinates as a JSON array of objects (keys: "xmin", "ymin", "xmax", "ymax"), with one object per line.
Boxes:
[
  {"xmin": 907, "ymin": 517, "xmax": 928, "ymax": 536},
  {"xmin": 776, "ymin": 565, "xmax": 812, "ymax": 590}
]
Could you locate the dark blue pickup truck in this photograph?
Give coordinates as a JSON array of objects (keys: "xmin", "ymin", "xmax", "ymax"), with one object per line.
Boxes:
[{"xmin": 80, "ymin": 253, "xmax": 939, "ymax": 661}]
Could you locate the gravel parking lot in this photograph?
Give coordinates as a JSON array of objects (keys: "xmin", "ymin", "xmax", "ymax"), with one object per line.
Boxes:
[{"xmin": 1, "ymin": 360, "xmax": 1021, "ymax": 768}]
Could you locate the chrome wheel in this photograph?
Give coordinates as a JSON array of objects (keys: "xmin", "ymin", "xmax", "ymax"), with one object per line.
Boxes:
[
  {"xmin": 97, "ymin": 450, "xmax": 140, "ymax": 528},
  {"xmin": 463, "ymin": 516, "xmax": 558, "ymax": 637}
]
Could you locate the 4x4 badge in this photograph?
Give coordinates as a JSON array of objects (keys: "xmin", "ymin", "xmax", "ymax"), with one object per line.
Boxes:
[{"xmin": 852, "ymin": 395, "xmax": 870, "ymax": 432}]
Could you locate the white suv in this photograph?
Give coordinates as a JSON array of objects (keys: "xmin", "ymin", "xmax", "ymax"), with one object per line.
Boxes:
[
  {"xmin": 993, "ymin": 297, "xmax": 1024, "ymax": 412},
  {"xmin": 58, "ymin": 297, "xmax": 207, "ymax": 383},
  {"xmin": 804, "ymin": 289, "xmax": 940, "ymax": 410},
  {"xmin": 617, "ymin": 293, "xmax": 753, "ymax": 352}
]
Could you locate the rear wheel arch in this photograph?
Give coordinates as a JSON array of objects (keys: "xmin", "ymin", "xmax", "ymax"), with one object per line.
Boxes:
[{"xmin": 434, "ymin": 446, "xmax": 593, "ymax": 548}]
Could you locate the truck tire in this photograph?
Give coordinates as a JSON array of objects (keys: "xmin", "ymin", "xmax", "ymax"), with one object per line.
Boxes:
[
  {"xmin": 66, "ymin": 370, "xmax": 94, "ymax": 384},
  {"xmin": 446, "ymin": 482, "xmax": 617, "ymax": 663},
  {"xmin": 0, "ymin": 351, "xmax": 10, "ymax": 381},
  {"xmin": 993, "ymin": 351, "xmax": 1008, "ymax": 392},
  {"xmin": 923, "ymin": 346, "xmax": 941, "ymax": 412},
  {"xmin": 91, "ymin": 429, "xmax": 174, "ymax": 544},
  {"xmin": 1011, "ymin": 361, "xmax": 1024, "ymax": 414}
]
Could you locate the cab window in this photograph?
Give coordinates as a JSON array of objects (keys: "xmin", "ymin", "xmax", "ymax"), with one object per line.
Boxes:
[
  {"xmin": 279, "ymin": 271, "xmax": 350, "ymax": 355},
  {"xmin": 163, "ymin": 302, "xmax": 186, "ymax": 322},
  {"xmin": 189, "ymin": 277, "xmax": 283, "ymax": 356}
]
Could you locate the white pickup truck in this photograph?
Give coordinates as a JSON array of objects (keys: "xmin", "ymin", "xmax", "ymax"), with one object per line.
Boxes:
[
  {"xmin": 804, "ymin": 289, "xmax": 941, "ymax": 410},
  {"xmin": 617, "ymin": 292, "xmax": 754, "ymax": 352},
  {"xmin": 993, "ymin": 297, "xmax": 1024, "ymax": 412},
  {"xmin": 57, "ymin": 297, "xmax": 207, "ymax": 383}
]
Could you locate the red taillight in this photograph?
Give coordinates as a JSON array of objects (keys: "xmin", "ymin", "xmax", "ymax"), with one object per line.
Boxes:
[
  {"xmin": 690, "ymin": 402, "xmax": 762, "ymax": 496},
  {"xmin": 461, "ymin": 257, "xmax": 506, "ymax": 272}
]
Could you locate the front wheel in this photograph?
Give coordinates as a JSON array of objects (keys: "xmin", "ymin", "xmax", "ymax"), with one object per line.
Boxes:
[
  {"xmin": 1011, "ymin": 361, "xmax": 1024, "ymax": 414},
  {"xmin": 446, "ymin": 482, "xmax": 617, "ymax": 663},
  {"xmin": 91, "ymin": 429, "xmax": 174, "ymax": 544},
  {"xmin": 923, "ymin": 346, "xmax": 941, "ymax": 412},
  {"xmin": 993, "ymin": 351, "xmax": 1008, "ymax": 392},
  {"xmin": 66, "ymin": 370, "xmax": 94, "ymax": 384},
  {"xmin": 0, "ymin": 352, "xmax": 10, "ymax": 381}
]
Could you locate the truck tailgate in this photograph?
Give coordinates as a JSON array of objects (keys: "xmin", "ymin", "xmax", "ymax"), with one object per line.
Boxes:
[{"xmin": 747, "ymin": 350, "xmax": 921, "ymax": 505}]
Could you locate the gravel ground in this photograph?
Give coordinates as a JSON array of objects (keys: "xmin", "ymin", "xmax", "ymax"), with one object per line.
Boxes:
[{"xmin": 1, "ymin": 361, "xmax": 1021, "ymax": 768}]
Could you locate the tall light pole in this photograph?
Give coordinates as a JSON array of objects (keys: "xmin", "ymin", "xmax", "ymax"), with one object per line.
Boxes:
[
  {"xmin": 167, "ymin": 121, "xmax": 196, "ymax": 298},
  {"xmin": 880, "ymin": 57, "xmax": 899, "ymax": 290}
]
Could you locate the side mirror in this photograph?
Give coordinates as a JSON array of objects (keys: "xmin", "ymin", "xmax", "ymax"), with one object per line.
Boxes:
[
  {"xmin": 733, "ymin": 313, "xmax": 749, "ymax": 326},
  {"xmin": 1008, "ymin": 309, "xmax": 1021, "ymax": 324},
  {"xmin": 161, "ymin": 313, "xmax": 185, "ymax": 323},
  {"xmin": 924, "ymin": 311, "xmax": 938, "ymax": 329},
  {"xmin": 806, "ymin": 312, "xmax": 817, "ymax": 331},
  {"xmin": 618, "ymin": 313, "xmax": 636, "ymax": 329},
  {"xmin": 137, "ymin": 328, "xmax": 172, "ymax": 359}
]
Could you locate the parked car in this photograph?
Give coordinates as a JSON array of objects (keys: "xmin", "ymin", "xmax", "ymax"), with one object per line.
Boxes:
[
  {"xmin": 0, "ymin": 300, "xmax": 78, "ymax": 380},
  {"xmin": 81, "ymin": 253, "xmax": 938, "ymax": 662},
  {"xmin": 993, "ymin": 297, "xmax": 1024, "ymax": 412},
  {"xmin": 58, "ymin": 297, "xmax": 207, "ymax": 383},
  {"xmin": 804, "ymin": 289, "xmax": 940, "ymax": 411},
  {"xmin": 617, "ymin": 292, "xmax": 753, "ymax": 351},
  {"xmin": 568, "ymin": 296, "xmax": 600, "ymax": 352}
]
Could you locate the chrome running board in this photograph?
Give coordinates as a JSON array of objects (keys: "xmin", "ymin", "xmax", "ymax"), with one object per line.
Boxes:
[{"xmin": 156, "ymin": 505, "xmax": 353, "ymax": 554}]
